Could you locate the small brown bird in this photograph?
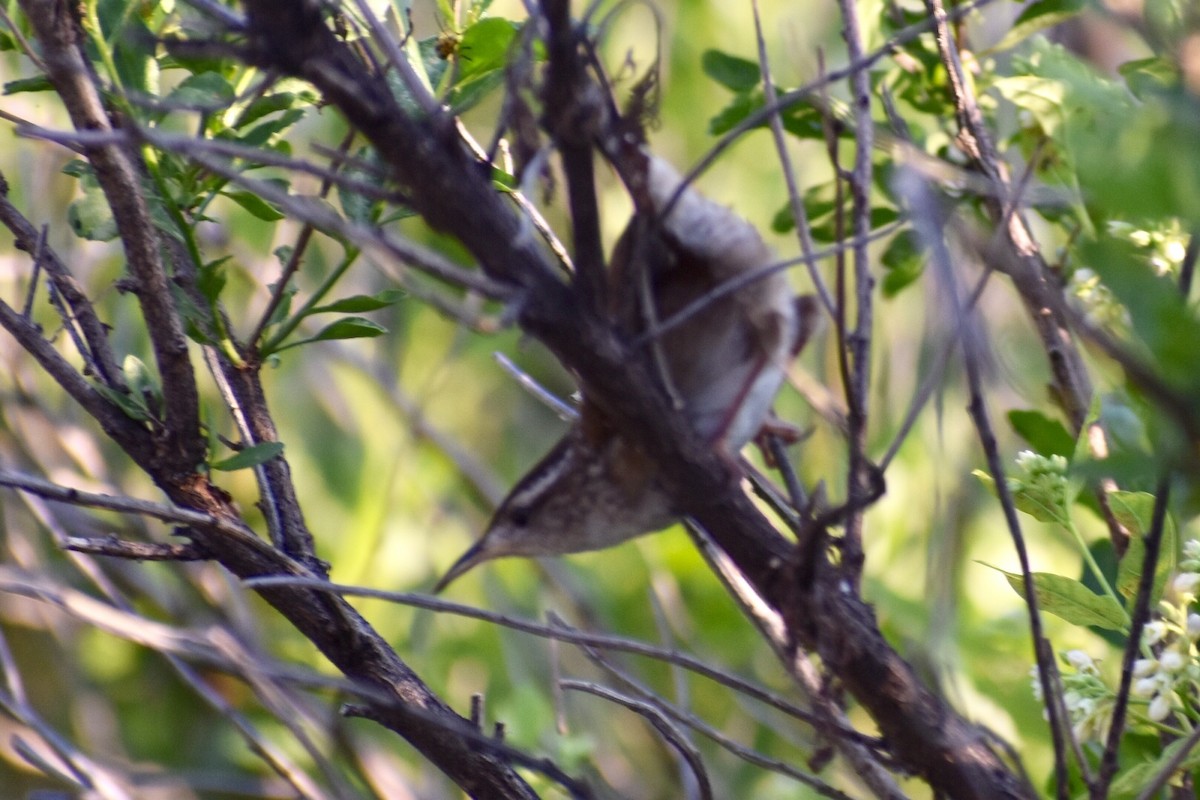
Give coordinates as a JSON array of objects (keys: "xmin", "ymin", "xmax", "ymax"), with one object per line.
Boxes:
[{"xmin": 433, "ymin": 155, "xmax": 815, "ymax": 592}]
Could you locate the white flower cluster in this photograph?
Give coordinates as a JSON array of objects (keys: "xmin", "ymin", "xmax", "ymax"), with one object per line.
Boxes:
[
  {"xmin": 1030, "ymin": 540, "xmax": 1200, "ymax": 741},
  {"xmin": 1067, "ymin": 267, "xmax": 1128, "ymax": 329},
  {"xmin": 1032, "ymin": 651, "xmax": 1115, "ymax": 743},
  {"xmin": 1107, "ymin": 219, "xmax": 1190, "ymax": 277},
  {"xmin": 1010, "ymin": 450, "xmax": 1070, "ymax": 518},
  {"xmin": 1130, "ymin": 540, "xmax": 1200, "ymax": 723}
]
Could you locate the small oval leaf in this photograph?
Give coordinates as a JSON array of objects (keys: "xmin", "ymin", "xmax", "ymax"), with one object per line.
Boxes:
[
  {"xmin": 309, "ymin": 317, "xmax": 389, "ymax": 342},
  {"xmin": 311, "ymin": 290, "xmax": 405, "ymax": 314},
  {"xmin": 211, "ymin": 441, "xmax": 285, "ymax": 471},
  {"xmin": 224, "ymin": 190, "xmax": 286, "ymax": 221},
  {"xmin": 701, "ymin": 49, "xmax": 761, "ymax": 92},
  {"xmin": 1000, "ymin": 569, "xmax": 1128, "ymax": 632}
]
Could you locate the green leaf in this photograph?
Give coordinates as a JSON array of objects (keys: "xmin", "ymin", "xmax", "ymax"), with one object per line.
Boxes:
[
  {"xmin": 68, "ymin": 180, "xmax": 119, "ymax": 241},
  {"xmin": 122, "ymin": 355, "xmax": 155, "ymax": 399},
  {"xmin": 880, "ymin": 230, "xmax": 924, "ymax": 297},
  {"xmin": 61, "ymin": 160, "xmax": 92, "ymax": 178},
  {"xmin": 972, "ymin": 468, "xmax": 1067, "ymax": 525},
  {"xmin": 338, "ymin": 147, "xmax": 383, "ymax": 224},
  {"xmin": 701, "ymin": 49, "xmax": 761, "ymax": 93},
  {"xmin": 4, "ymin": 75, "xmax": 54, "ymax": 95},
  {"xmin": 94, "ymin": 382, "xmax": 151, "ymax": 422},
  {"xmin": 1108, "ymin": 737, "xmax": 1200, "ymax": 798},
  {"xmin": 264, "ymin": 279, "xmax": 299, "ymax": 328},
  {"xmin": 446, "ymin": 18, "xmax": 518, "ymax": 112},
  {"xmin": 224, "ymin": 190, "xmax": 286, "ymax": 221},
  {"xmin": 311, "ymin": 290, "xmax": 405, "ymax": 314},
  {"xmin": 709, "ymin": 91, "xmax": 763, "ymax": 136},
  {"xmin": 1024, "ymin": 39, "xmax": 1200, "ymax": 220},
  {"xmin": 1107, "ymin": 758, "xmax": 1163, "ymax": 799},
  {"xmin": 311, "ymin": 317, "xmax": 388, "ymax": 341},
  {"xmin": 108, "ymin": 12, "xmax": 159, "ymax": 96},
  {"xmin": 411, "ymin": 37, "xmax": 449, "ymax": 102},
  {"xmin": 807, "ymin": 205, "xmax": 899, "ymax": 243},
  {"xmin": 1012, "ymin": 484, "xmax": 1068, "ymax": 525},
  {"xmin": 173, "ymin": 284, "xmax": 216, "ymax": 345},
  {"xmin": 165, "ymin": 71, "xmax": 235, "ymax": 109},
  {"xmin": 1085, "ymin": 238, "xmax": 1200, "ymax": 393},
  {"xmin": 449, "ymin": 68, "xmax": 506, "ymax": 112},
  {"xmin": 273, "ymin": 317, "xmax": 391, "ymax": 353},
  {"xmin": 1118, "ymin": 57, "xmax": 1179, "ymax": 100},
  {"xmin": 1008, "ymin": 410, "xmax": 1075, "ymax": 458},
  {"xmin": 236, "ymin": 108, "xmax": 305, "ymax": 147},
  {"xmin": 211, "ymin": 441, "xmax": 285, "ymax": 472},
  {"xmin": 988, "ymin": 0, "xmax": 1086, "ymax": 54},
  {"xmin": 988, "ymin": 74, "xmax": 1069, "ymax": 136},
  {"xmin": 456, "ymin": 18, "xmax": 518, "ymax": 81},
  {"xmin": 198, "ymin": 256, "xmax": 230, "ymax": 305},
  {"xmin": 998, "ymin": 568, "xmax": 1128, "ymax": 631},
  {"xmin": 780, "ymin": 104, "xmax": 826, "ymax": 140},
  {"xmin": 1111, "ymin": 491, "xmax": 1176, "ymax": 603},
  {"xmin": 234, "ymin": 92, "xmax": 309, "ymax": 129}
]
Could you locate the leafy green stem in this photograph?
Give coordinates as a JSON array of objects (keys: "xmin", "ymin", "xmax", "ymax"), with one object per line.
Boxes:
[
  {"xmin": 1066, "ymin": 517, "xmax": 1129, "ymax": 627},
  {"xmin": 260, "ymin": 245, "xmax": 361, "ymax": 355}
]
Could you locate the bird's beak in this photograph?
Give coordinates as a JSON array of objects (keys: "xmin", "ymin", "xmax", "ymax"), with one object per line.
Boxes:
[{"xmin": 431, "ymin": 541, "xmax": 487, "ymax": 594}]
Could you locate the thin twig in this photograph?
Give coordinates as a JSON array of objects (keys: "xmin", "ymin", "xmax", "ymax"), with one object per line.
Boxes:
[
  {"xmin": 1098, "ymin": 237, "xmax": 1193, "ymax": 795},
  {"xmin": 493, "ymin": 351, "xmax": 579, "ymax": 422},
  {"xmin": 0, "ymin": 295, "xmax": 146, "ymax": 451},
  {"xmin": 22, "ymin": 1, "xmax": 204, "ymax": 472},
  {"xmin": 244, "ymin": 575, "xmax": 829, "ymax": 727},
  {"xmin": 0, "ymin": 2, "xmax": 46, "ymax": 69},
  {"xmin": 903, "ymin": 167, "xmax": 1075, "ymax": 796},
  {"xmin": 567, "ymin": 675, "xmax": 861, "ymax": 800},
  {"xmin": 248, "ymin": 128, "xmax": 357, "ymax": 349},
  {"xmin": 923, "ymin": 0, "xmax": 1092, "ymax": 435},
  {"xmin": 562, "ymin": 681, "xmax": 714, "ymax": 800},
  {"xmin": 1097, "ymin": 481, "xmax": 1171, "ymax": 797},
  {"xmin": 44, "ymin": 267, "xmax": 102, "ymax": 381},
  {"xmin": 0, "ymin": 176, "xmax": 123, "ymax": 387},
  {"xmin": 879, "ymin": 268, "xmax": 994, "ymax": 471},
  {"xmin": 342, "ymin": 701, "xmax": 595, "ymax": 799},
  {"xmin": 683, "ymin": 523, "xmax": 907, "ymax": 800},
  {"xmin": 20, "ymin": 224, "xmax": 45, "ymax": 319},
  {"xmin": 0, "ymin": 469, "xmax": 288, "ymax": 563},
  {"xmin": 348, "ymin": 0, "xmax": 440, "ymax": 118},
  {"xmin": 679, "ymin": 0, "xmax": 1002, "ymax": 204},
  {"xmin": 750, "ymin": 0, "xmax": 836, "ymax": 320},
  {"xmin": 1135, "ymin": 715, "xmax": 1200, "ymax": 800},
  {"xmin": 541, "ymin": 0, "xmax": 607, "ymax": 311},
  {"xmin": 835, "ymin": 0, "xmax": 876, "ymax": 583},
  {"xmin": 62, "ymin": 535, "xmax": 207, "ymax": 561},
  {"xmin": 553, "ymin": 605, "xmax": 894, "ymax": 799},
  {"xmin": 17, "ymin": 125, "xmax": 510, "ymax": 299},
  {"xmin": 455, "ymin": 120, "xmax": 574, "ymax": 274}
]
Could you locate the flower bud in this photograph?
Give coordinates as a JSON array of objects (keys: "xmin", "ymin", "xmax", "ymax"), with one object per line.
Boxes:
[
  {"xmin": 1143, "ymin": 621, "xmax": 1167, "ymax": 646},
  {"xmin": 1148, "ymin": 693, "xmax": 1173, "ymax": 722},
  {"xmin": 1173, "ymin": 572, "xmax": 1200, "ymax": 597},
  {"xmin": 1160, "ymin": 651, "xmax": 1186, "ymax": 673},
  {"xmin": 1065, "ymin": 650, "xmax": 1095, "ymax": 672}
]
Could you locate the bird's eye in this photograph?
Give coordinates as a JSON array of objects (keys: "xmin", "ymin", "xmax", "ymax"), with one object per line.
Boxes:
[{"xmin": 509, "ymin": 505, "xmax": 530, "ymax": 528}]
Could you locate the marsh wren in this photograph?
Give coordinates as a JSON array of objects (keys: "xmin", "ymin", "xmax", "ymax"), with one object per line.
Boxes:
[{"xmin": 433, "ymin": 154, "xmax": 815, "ymax": 592}]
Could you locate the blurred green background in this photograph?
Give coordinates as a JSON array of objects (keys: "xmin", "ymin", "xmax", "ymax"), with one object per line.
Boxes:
[{"xmin": 1, "ymin": 0, "xmax": 1195, "ymax": 797}]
